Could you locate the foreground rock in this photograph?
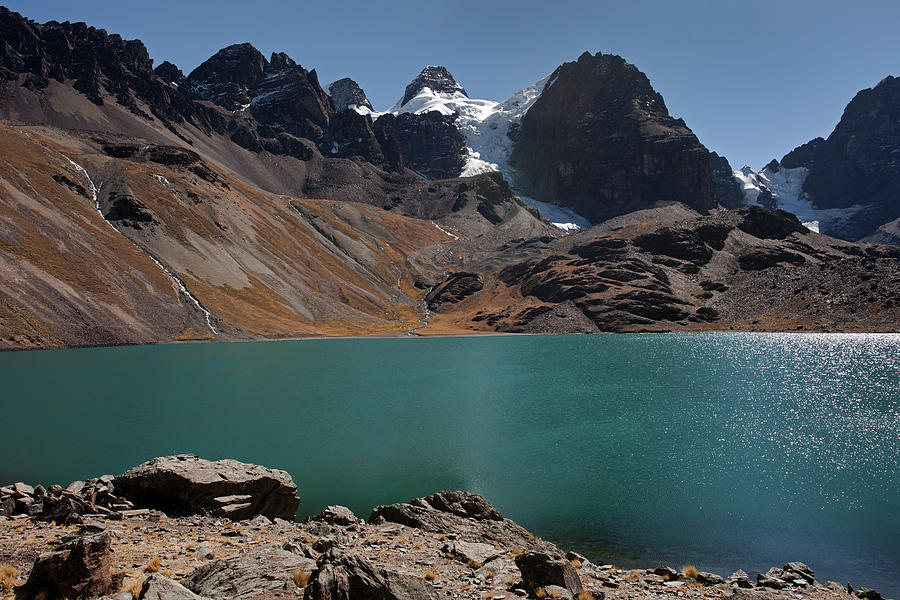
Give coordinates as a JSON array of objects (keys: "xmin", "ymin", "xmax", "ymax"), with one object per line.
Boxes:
[
  {"xmin": 304, "ymin": 548, "xmax": 438, "ymax": 600},
  {"xmin": 14, "ymin": 525, "xmax": 121, "ymax": 599},
  {"xmin": 114, "ymin": 454, "xmax": 300, "ymax": 520},
  {"xmin": 139, "ymin": 574, "xmax": 212, "ymax": 600},
  {"xmin": 0, "ymin": 476, "xmax": 141, "ymax": 523},
  {"xmin": 515, "ymin": 551, "xmax": 584, "ymax": 595},
  {"xmin": 182, "ymin": 543, "xmax": 315, "ymax": 600}
]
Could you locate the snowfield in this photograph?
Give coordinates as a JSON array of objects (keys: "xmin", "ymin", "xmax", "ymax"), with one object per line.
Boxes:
[{"xmin": 734, "ymin": 163, "xmax": 866, "ymax": 235}]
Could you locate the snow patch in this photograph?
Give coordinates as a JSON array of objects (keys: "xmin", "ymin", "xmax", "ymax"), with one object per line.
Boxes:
[{"xmin": 433, "ymin": 222, "xmax": 459, "ymax": 240}]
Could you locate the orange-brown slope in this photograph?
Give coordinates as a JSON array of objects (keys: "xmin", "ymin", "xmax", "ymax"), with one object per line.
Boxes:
[{"xmin": 0, "ymin": 125, "xmax": 454, "ymax": 349}]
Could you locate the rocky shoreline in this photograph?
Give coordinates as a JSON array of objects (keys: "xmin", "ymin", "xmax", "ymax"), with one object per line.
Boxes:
[{"xmin": 0, "ymin": 456, "xmax": 888, "ymax": 600}]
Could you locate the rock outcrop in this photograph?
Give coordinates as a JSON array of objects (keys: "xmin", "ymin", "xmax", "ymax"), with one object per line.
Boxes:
[
  {"xmin": 511, "ymin": 51, "xmax": 716, "ymax": 222},
  {"xmin": 327, "ymin": 78, "xmax": 373, "ymax": 112},
  {"xmin": 304, "ymin": 549, "xmax": 438, "ymax": 600},
  {"xmin": 183, "ymin": 543, "xmax": 315, "ymax": 600},
  {"xmin": 139, "ymin": 574, "xmax": 212, "ymax": 600},
  {"xmin": 425, "ymin": 272, "xmax": 484, "ymax": 312},
  {"xmin": 113, "ymin": 454, "xmax": 300, "ymax": 520},
  {"xmin": 780, "ymin": 75, "xmax": 900, "ymax": 240},
  {"xmin": 370, "ymin": 490, "xmax": 561, "ymax": 555},
  {"xmin": 373, "ymin": 111, "xmax": 466, "ymax": 179},
  {"xmin": 14, "ymin": 526, "xmax": 121, "ymax": 600},
  {"xmin": 515, "ymin": 551, "xmax": 584, "ymax": 596}
]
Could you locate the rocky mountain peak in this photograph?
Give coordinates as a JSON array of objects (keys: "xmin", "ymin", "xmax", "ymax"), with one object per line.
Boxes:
[
  {"xmin": 400, "ymin": 65, "xmax": 467, "ymax": 107},
  {"xmin": 511, "ymin": 50, "xmax": 715, "ymax": 222},
  {"xmin": 185, "ymin": 43, "xmax": 267, "ymax": 109},
  {"xmin": 327, "ymin": 77, "xmax": 373, "ymax": 112},
  {"xmin": 154, "ymin": 61, "xmax": 184, "ymax": 85}
]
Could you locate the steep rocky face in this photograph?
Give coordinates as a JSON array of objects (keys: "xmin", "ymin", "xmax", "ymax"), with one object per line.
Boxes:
[
  {"xmin": 709, "ymin": 152, "xmax": 745, "ymax": 209},
  {"xmin": 780, "ymin": 75, "xmax": 900, "ymax": 240},
  {"xmin": 373, "ymin": 111, "xmax": 466, "ymax": 179},
  {"xmin": 327, "ymin": 77, "xmax": 373, "ymax": 111},
  {"xmin": 400, "ymin": 65, "xmax": 467, "ymax": 107},
  {"xmin": 153, "ymin": 60, "xmax": 184, "ymax": 85},
  {"xmin": 510, "ymin": 51, "xmax": 716, "ymax": 223},
  {"xmin": 187, "ymin": 47, "xmax": 334, "ymax": 147}
]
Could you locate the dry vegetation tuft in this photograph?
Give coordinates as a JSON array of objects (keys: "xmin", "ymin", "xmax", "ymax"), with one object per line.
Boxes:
[
  {"xmin": 144, "ymin": 557, "xmax": 162, "ymax": 573},
  {"xmin": 293, "ymin": 567, "xmax": 311, "ymax": 588},
  {"xmin": 682, "ymin": 565, "xmax": 699, "ymax": 579},
  {"xmin": 0, "ymin": 564, "xmax": 18, "ymax": 592},
  {"xmin": 424, "ymin": 569, "xmax": 439, "ymax": 581}
]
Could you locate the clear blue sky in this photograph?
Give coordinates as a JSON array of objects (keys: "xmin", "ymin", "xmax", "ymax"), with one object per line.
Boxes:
[{"xmin": 6, "ymin": 0, "xmax": 899, "ymax": 170}]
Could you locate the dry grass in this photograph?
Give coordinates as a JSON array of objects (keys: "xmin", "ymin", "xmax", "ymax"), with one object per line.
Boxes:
[
  {"xmin": 485, "ymin": 570, "xmax": 495, "ymax": 579},
  {"xmin": 144, "ymin": 557, "xmax": 162, "ymax": 573},
  {"xmin": 577, "ymin": 592, "xmax": 595, "ymax": 600},
  {"xmin": 682, "ymin": 565, "xmax": 699, "ymax": 579},
  {"xmin": 0, "ymin": 564, "xmax": 18, "ymax": 592},
  {"xmin": 302, "ymin": 534, "xmax": 316, "ymax": 545},
  {"xmin": 510, "ymin": 547, "xmax": 522, "ymax": 556},
  {"xmin": 424, "ymin": 570, "xmax": 439, "ymax": 581},
  {"xmin": 439, "ymin": 534, "xmax": 448, "ymax": 541},
  {"xmin": 293, "ymin": 567, "xmax": 311, "ymax": 588},
  {"xmin": 504, "ymin": 577, "xmax": 515, "ymax": 588},
  {"xmin": 570, "ymin": 559, "xmax": 582, "ymax": 569},
  {"xmin": 623, "ymin": 570, "xmax": 641, "ymax": 583},
  {"xmin": 121, "ymin": 578, "xmax": 145, "ymax": 599},
  {"xmin": 549, "ymin": 589, "xmax": 562, "ymax": 599},
  {"xmin": 484, "ymin": 593, "xmax": 494, "ymax": 600},
  {"xmin": 535, "ymin": 588, "xmax": 547, "ymax": 599},
  {"xmin": 467, "ymin": 559, "xmax": 483, "ymax": 569}
]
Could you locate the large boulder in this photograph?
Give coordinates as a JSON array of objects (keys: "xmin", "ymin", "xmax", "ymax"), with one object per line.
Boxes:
[
  {"xmin": 139, "ymin": 574, "xmax": 212, "ymax": 600},
  {"xmin": 182, "ymin": 543, "xmax": 315, "ymax": 600},
  {"xmin": 304, "ymin": 549, "xmax": 437, "ymax": 600},
  {"xmin": 514, "ymin": 551, "xmax": 584, "ymax": 595},
  {"xmin": 14, "ymin": 527, "xmax": 121, "ymax": 600},
  {"xmin": 114, "ymin": 454, "xmax": 299, "ymax": 520}
]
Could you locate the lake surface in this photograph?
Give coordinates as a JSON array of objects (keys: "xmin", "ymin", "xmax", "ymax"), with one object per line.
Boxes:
[{"xmin": 2, "ymin": 333, "xmax": 898, "ymax": 596}]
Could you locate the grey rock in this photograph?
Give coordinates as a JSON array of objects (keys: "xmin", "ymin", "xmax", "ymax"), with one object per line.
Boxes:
[
  {"xmin": 697, "ymin": 571, "xmax": 726, "ymax": 585},
  {"xmin": 515, "ymin": 551, "xmax": 584, "ymax": 595},
  {"xmin": 757, "ymin": 569, "xmax": 787, "ymax": 590},
  {"xmin": 442, "ymin": 540, "xmax": 501, "ymax": 566},
  {"xmin": 14, "ymin": 529, "xmax": 121, "ymax": 600},
  {"xmin": 13, "ymin": 482, "xmax": 34, "ymax": 496},
  {"xmin": 139, "ymin": 574, "xmax": 213, "ymax": 600},
  {"xmin": 856, "ymin": 589, "xmax": 884, "ymax": 600},
  {"xmin": 781, "ymin": 561, "xmax": 814, "ymax": 584},
  {"xmin": 183, "ymin": 543, "xmax": 315, "ymax": 600},
  {"xmin": 114, "ymin": 454, "xmax": 299, "ymax": 521},
  {"xmin": 308, "ymin": 505, "xmax": 358, "ymax": 527},
  {"xmin": 724, "ymin": 589, "xmax": 791, "ymax": 600},
  {"xmin": 370, "ymin": 491, "xmax": 560, "ymax": 554},
  {"xmin": 303, "ymin": 549, "xmax": 437, "ymax": 600},
  {"xmin": 538, "ymin": 586, "xmax": 573, "ymax": 600}
]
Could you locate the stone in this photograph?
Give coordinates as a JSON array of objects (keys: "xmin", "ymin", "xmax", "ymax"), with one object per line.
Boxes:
[
  {"xmin": 139, "ymin": 574, "xmax": 213, "ymax": 600},
  {"xmin": 856, "ymin": 589, "xmax": 884, "ymax": 600},
  {"xmin": 303, "ymin": 549, "xmax": 438, "ymax": 600},
  {"xmin": 182, "ymin": 543, "xmax": 315, "ymax": 600},
  {"xmin": 0, "ymin": 496, "xmax": 14, "ymax": 517},
  {"xmin": 442, "ymin": 540, "xmax": 502, "ymax": 566},
  {"xmin": 14, "ymin": 529, "xmax": 121, "ymax": 599},
  {"xmin": 565, "ymin": 551, "xmax": 588, "ymax": 565},
  {"xmin": 538, "ymin": 586, "xmax": 573, "ymax": 600},
  {"xmin": 653, "ymin": 566, "xmax": 680, "ymax": 581},
  {"xmin": 308, "ymin": 505, "xmax": 358, "ymax": 527},
  {"xmin": 13, "ymin": 482, "xmax": 33, "ymax": 496},
  {"xmin": 514, "ymin": 551, "xmax": 584, "ymax": 595},
  {"xmin": 756, "ymin": 569, "xmax": 787, "ymax": 590},
  {"xmin": 781, "ymin": 561, "xmax": 814, "ymax": 584},
  {"xmin": 114, "ymin": 454, "xmax": 299, "ymax": 521},
  {"xmin": 697, "ymin": 571, "xmax": 725, "ymax": 585}
]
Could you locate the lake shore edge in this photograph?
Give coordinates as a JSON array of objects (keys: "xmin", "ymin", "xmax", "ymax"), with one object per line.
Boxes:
[{"xmin": 0, "ymin": 455, "xmax": 888, "ymax": 600}]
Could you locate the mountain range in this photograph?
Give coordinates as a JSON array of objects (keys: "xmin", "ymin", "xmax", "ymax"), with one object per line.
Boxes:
[{"xmin": 0, "ymin": 6, "xmax": 897, "ymax": 349}]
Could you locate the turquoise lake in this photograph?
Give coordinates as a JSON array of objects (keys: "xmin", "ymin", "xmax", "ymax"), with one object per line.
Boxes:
[{"xmin": 1, "ymin": 333, "xmax": 898, "ymax": 596}]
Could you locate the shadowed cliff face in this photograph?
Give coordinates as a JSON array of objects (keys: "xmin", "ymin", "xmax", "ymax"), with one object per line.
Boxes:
[
  {"xmin": 781, "ymin": 75, "xmax": 900, "ymax": 240},
  {"xmin": 511, "ymin": 51, "xmax": 716, "ymax": 223}
]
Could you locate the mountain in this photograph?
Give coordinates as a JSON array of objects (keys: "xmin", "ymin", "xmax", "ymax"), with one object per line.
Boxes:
[
  {"xmin": 0, "ymin": 6, "xmax": 897, "ymax": 349},
  {"xmin": 734, "ymin": 76, "xmax": 900, "ymax": 241},
  {"xmin": 510, "ymin": 52, "xmax": 717, "ymax": 223}
]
